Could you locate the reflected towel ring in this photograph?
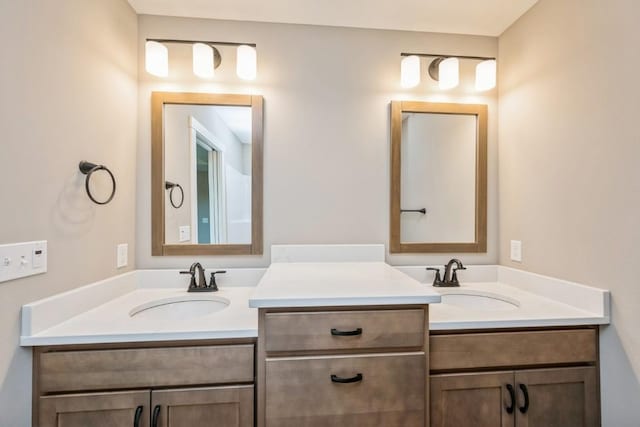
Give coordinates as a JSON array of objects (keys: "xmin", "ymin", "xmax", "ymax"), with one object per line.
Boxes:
[
  {"xmin": 79, "ymin": 161, "xmax": 116, "ymax": 205},
  {"xmin": 165, "ymin": 181, "xmax": 184, "ymax": 209}
]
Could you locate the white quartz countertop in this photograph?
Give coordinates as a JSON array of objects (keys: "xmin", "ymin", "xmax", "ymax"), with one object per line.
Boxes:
[
  {"xmin": 429, "ymin": 282, "xmax": 608, "ymax": 330},
  {"xmin": 248, "ymin": 262, "xmax": 442, "ymax": 308},
  {"xmin": 20, "ymin": 273, "xmax": 259, "ymax": 346},
  {"xmin": 20, "ymin": 261, "xmax": 610, "ymax": 347}
]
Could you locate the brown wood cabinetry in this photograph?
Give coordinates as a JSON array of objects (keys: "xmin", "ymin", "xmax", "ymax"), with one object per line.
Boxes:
[
  {"xmin": 257, "ymin": 305, "xmax": 430, "ymax": 427},
  {"xmin": 39, "ymin": 390, "xmax": 150, "ymax": 427},
  {"xmin": 430, "ymin": 328, "xmax": 600, "ymax": 427},
  {"xmin": 33, "ymin": 341, "xmax": 255, "ymax": 427}
]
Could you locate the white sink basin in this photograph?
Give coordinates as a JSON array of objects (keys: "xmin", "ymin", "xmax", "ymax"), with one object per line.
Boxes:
[
  {"xmin": 129, "ymin": 295, "xmax": 230, "ymax": 321},
  {"xmin": 436, "ymin": 290, "xmax": 519, "ymax": 311}
]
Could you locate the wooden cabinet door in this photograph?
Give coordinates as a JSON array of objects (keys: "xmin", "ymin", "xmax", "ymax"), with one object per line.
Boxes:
[
  {"xmin": 431, "ymin": 372, "xmax": 515, "ymax": 427},
  {"xmin": 515, "ymin": 367, "xmax": 599, "ymax": 427},
  {"xmin": 39, "ymin": 390, "xmax": 149, "ymax": 427},
  {"xmin": 151, "ymin": 385, "xmax": 253, "ymax": 427}
]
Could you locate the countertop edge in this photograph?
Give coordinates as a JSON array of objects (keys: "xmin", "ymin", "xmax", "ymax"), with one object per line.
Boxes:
[{"xmin": 20, "ymin": 329, "xmax": 259, "ymax": 347}]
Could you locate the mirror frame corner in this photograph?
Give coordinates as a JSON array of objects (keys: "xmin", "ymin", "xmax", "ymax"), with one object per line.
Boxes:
[
  {"xmin": 151, "ymin": 91, "xmax": 263, "ymax": 256},
  {"xmin": 389, "ymin": 100, "xmax": 487, "ymax": 254}
]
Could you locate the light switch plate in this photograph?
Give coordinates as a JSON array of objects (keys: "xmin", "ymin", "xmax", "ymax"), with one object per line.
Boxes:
[
  {"xmin": 179, "ymin": 226, "xmax": 191, "ymax": 242},
  {"xmin": 117, "ymin": 244, "xmax": 128, "ymax": 269},
  {"xmin": 0, "ymin": 241, "xmax": 47, "ymax": 284},
  {"xmin": 510, "ymin": 240, "xmax": 522, "ymax": 262}
]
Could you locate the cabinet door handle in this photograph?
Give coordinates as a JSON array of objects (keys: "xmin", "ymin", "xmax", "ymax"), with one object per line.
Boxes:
[
  {"xmin": 152, "ymin": 405, "xmax": 161, "ymax": 427},
  {"xmin": 518, "ymin": 384, "xmax": 530, "ymax": 414},
  {"xmin": 133, "ymin": 406, "xmax": 143, "ymax": 427},
  {"xmin": 505, "ymin": 384, "xmax": 515, "ymax": 414},
  {"xmin": 331, "ymin": 328, "xmax": 362, "ymax": 336},
  {"xmin": 331, "ymin": 373, "xmax": 363, "ymax": 383}
]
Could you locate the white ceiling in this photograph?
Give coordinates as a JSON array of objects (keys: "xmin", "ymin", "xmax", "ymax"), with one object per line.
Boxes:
[{"xmin": 128, "ymin": 0, "xmax": 538, "ymax": 36}]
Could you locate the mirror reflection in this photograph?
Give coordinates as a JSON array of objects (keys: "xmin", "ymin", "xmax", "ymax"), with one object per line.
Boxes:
[
  {"xmin": 390, "ymin": 101, "xmax": 487, "ymax": 253},
  {"xmin": 401, "ymin": 112, "xmax": 477, "ymax": 243},
  {"xmin": 164, "ymin": 104, "xmax": 252, "ymax": 245}
]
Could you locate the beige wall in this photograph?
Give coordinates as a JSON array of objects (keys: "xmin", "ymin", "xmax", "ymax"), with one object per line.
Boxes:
[
  {"xmin": 498, "ymin": 0, "xmax": 640, "ymax": 424},
  {"xmin": 0, "ymin": 0, "xmax": 138, "ymax": 425},
  {"xmin": 136, "ymin": 15, "xmax": 499, "ymax": 268}
]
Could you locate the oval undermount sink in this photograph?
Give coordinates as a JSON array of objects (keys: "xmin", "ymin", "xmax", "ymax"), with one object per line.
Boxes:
[
  {"xmin": 437, "ymin": 291, "xmax": 519, "ymax": 311},
  {"xmin": 129, "ymin": 295, "xmax": 230, "ymax": 321}
]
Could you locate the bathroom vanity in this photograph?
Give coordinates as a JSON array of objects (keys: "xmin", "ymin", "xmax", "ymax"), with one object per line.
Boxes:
[{"xmin": 21, "ymin": 248, "xmax": 610, "ymax": 427}]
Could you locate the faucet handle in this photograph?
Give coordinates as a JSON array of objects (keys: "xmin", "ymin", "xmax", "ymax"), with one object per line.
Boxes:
[
  {"xmin": 208, "ymin": 270, "xmax": 227, "ymax": 291},
  {"xmin": 180, "ymin": 270, "xmax": 197, "ymax": 290},
  {"xmin": 426, "ymin": 268, "xmax": 443, "ymax": 286}
]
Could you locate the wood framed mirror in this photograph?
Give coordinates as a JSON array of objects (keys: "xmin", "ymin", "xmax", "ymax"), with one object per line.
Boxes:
[
  {"xmin": 390, "ymin": 101, "xmax": 487, "ymax": 253},
  {"xmin": 152, "ymin": 92, "xmax": 263, "ymax": 256}
]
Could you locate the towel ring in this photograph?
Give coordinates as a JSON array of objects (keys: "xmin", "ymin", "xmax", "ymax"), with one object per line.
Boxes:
[
  {"xmin": 165, "ymin": 181, "xmax": 184, "ymax": 209},
  {"xmin": 79, "ymin": 161, "xmax": 116, "ymax": 205}
]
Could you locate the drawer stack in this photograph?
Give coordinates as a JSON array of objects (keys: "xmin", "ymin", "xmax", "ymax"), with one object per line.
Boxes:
[{"xmin": 257, "ymin": 306, "xmax": 430, "ymax": 427}]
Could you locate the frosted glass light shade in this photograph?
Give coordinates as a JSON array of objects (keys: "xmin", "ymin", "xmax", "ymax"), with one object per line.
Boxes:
[
  {"xmin": 476, "ymin": 59, "xmax": 497, "ymax": 91},
  {"xmin": 145, "ymin": 41, "xmax": 168, "ymax": 77},
  {"xmin": 400, "ymin": 56, "xmax": 421, "ymax": 88},
  {"xmin": 193, "ymin": 43, "xmax": 214, "ymax": 78},
  {"xmin": 439, "ymin": 57, "xmax": 459, "ymax": 90},
  {"xmin": 237, "ymin": 45, "xmax": 257, "ymax": 80}
]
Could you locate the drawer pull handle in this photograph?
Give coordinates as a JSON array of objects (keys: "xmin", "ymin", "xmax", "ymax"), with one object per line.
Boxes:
[
  {"xmin": 331, "ymin": 327, "xmax": 363, "ymax": 336},
  {"xmin": 505, "ymin": 384, "xmax": 515, "ymax": 414},
  {"xmin": 518, "ymin": 384, "xmax": 530, "ymax": 414},
  {"xmin": 331, "ymin": 373, "xmax": 363, "ymax": 384},
  {"xmin": 133, "ymin": 406, "xmax": 143, "ymax": 427},
  {"xmin": 152, "ymin": 405, "xmax": 161, "ymax": 427}
]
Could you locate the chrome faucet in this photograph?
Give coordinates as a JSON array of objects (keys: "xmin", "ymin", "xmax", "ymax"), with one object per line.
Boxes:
[{"xmin": 426, "ymin": 258, "xmax": 466, "ymax": 287}]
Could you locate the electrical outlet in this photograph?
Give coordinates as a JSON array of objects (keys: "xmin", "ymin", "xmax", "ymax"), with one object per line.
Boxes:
[
  {"xmin": 117, "ymin": 244, "xmax": 128, "ymax": 269},
  {"xmin": 510, "ymin": 240, "xmax": 522, "ymax": 262}
]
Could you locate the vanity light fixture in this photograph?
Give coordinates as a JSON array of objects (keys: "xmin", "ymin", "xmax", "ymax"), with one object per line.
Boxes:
[
  {"xmin": 192, "ymin": 43, "xmax": 216, "ymax": 78},
  {"xmin": 400, "ymin": 55, "xmax": 421, "ymax": 88},
  {"xmin": 145, "ymin": 39, "xmax": 257, "ymax": 80},
  {"xmin": 475, "ymin": 59, "xmax": 497, "ymax": 91},
  {"xmin": 236, "ymin": 45, "xmax": 257, "ymax": 80},
  {"xmin": 400, "ymin": 52, "xmax": 496, "ymax": 91},
  {"xmin": 145, "ymin": 41, "xmax": 169, "ymax": 77},
  {"xmin": 435, "ymin": 57, "xmax": 459, "ymax": 90}
]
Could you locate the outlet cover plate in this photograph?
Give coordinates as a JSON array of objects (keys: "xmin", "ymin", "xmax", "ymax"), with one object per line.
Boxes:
[
  {"xmin": 117, "ymin": 244, "xmax": 128, "ymax": 269},
  {"xmin": 510, "ymin": 240, "xmax": 522, "ymax": 262},
  {"xmin": 0, "ymin": 241, "xmax": 47, "ymax": 284}
]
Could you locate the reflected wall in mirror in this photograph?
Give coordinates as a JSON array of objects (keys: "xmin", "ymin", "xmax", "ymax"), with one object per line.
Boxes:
[
  {"xmin": 390, "ymin": 101, "xmax": 487, "ymax": 253},
  {"xmin": 152, "ymin": 93, "xmax": 263, "ymax": 256}
]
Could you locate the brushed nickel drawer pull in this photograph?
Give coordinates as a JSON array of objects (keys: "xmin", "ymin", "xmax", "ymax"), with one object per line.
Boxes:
[
  {"xmin": 331, "ymin": 373, "xmax": 363, "ymax": 384},
  {"xmin": 330, "ymin": 328, "xmax": 363, "ymax": 336}
]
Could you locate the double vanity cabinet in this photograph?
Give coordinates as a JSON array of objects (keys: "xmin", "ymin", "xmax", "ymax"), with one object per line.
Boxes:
[
  {"xmin": 23, "ymin": 260, "xmax": 609, "ymax": 427},
  {"xmin": 30, "ymin": 319, "xmax": 601, "ymax": 427}
]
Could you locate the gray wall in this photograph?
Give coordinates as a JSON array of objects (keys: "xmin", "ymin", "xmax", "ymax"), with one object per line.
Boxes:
[
  {"xmin": 0, "ymin": 0, "xmax": 138, "ymax": 425},
  {"xmin": 136, "ymin": 15, "xmax": 499, "ymax": 269},
  {"xmin": 498, "ymin": 0, "xmax": 640, "ymax": 424}
]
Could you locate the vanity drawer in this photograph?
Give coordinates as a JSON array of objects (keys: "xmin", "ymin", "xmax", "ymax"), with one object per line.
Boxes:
[
  {"xmin": 264, "ymin": 309, "xmax": 425, "ymax": 353},
  {"xmin": 39, "ymin": 344, "xmax": 254, "ymax": 393},
  {"xmin": 265, "ymin": 353, "xmax": 425, "ymax": 426},
  {"xmin": 430, "ymin": 329, "xmax": 597, "ymax": 371}
]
